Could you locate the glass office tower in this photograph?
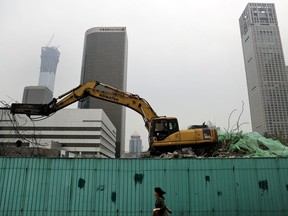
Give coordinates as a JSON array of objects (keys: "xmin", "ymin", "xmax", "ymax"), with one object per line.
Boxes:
[
  {"xmin": 239, "ymin": 3, "xmax": 288, "ymax": 138},
  {"xmin": 79, "ymin": 27, "xmax": 128, "ymax": 157}
]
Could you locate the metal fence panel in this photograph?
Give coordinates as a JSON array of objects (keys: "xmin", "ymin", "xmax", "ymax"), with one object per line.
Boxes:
[{"xmin": 0, "ymin": 158, "xmax": 288, "ymax": 216}]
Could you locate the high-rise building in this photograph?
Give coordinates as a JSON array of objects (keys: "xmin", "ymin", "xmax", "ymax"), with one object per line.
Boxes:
[
  {"xmin": 129, "ymin": 131, "xmax": 142, "ymax": 158},
  {"xmin": 239, "ymin": 3, "xmax": 288, "ymax": 138},
  {"xmin": 79, "ymin": 27, "xmax": 128, "ymax": 157},
  {"xmin": 38, "ymin": 46, "xmax": 60, "ymax": 93}
]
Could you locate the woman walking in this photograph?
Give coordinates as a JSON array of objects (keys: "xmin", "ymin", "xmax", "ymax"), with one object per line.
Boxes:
[{"xmin": 152, "ymin": 187, "xmax": 171, "ymax": 216}]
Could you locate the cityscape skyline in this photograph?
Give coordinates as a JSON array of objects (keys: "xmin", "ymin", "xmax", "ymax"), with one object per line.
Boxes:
[{"xmin": 0, "ymin": 0, "xmax": 287, "ymax": 150}]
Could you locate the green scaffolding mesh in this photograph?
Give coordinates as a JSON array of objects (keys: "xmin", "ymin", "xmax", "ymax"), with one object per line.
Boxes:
[{"xmin": 217, "ymin": 130, "xmax": 288, "ymax": 157}]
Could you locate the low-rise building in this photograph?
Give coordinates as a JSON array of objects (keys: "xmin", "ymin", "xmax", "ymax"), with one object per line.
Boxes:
[{"xmin": 0, "ymin": 109, "xmax": 116, "ymax": 158}]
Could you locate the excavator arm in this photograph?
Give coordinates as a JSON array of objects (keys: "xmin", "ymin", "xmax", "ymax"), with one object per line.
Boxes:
[
  {"xmin": 9, "ymin": 80, "xmax": 218, "ymax": 152},
  {"xmin": 10, "ymin": 81, "xmax": 158, "ymax": 131}
]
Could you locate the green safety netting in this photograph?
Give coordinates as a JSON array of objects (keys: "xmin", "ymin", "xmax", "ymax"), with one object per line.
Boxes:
[{"xmin": 217, "ymin": 130, "xmax": 288, "ymax": 157}]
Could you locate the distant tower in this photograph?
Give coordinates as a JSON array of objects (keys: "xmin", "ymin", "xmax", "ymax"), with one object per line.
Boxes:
[
  {"xmin": 38, "ymin": 46, "xmax": 60, "ymax": 93},
  {"xmin": 129, "ymin": 131, "xmax": 142, "ymax": 158},
  {"xmin": 79, "ymin": 27, "xmax": 128, "ymax": 158},
  {"xmin": 239, "ymin": 3, "xmax": 288, "ymax": 138},
  {"xmin": 22, "ymin": 41, "xmax": 59, "ymax": 104}
]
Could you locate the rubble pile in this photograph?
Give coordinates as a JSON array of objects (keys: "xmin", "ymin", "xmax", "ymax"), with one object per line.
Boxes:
[
  {"xmin": 217, "ymin": 130, "xmax": 288, "ymax": 157},
  {"xmin": 141, "ymin": 148, "xmax": 197, "ymax": 159},
  {"xmin": 142, "ymin": 130, "xmax": 288, "ymax": 158}
]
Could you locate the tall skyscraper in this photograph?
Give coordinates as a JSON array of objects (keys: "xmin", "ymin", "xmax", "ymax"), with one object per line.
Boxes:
[
  {"xmin": 38, "ymin": 46, "xmax": 60, "ymax": 93},
  {"xmin": 239, "ymin": 3, "xmax": 288, "ymax": 138},
  {"xmin": 129, "ymin": 131, "xmax": 142, "ymax": 158},
  {"xmin": 79, "ymin": 27, "xmax": 128, "ymax": 157}
]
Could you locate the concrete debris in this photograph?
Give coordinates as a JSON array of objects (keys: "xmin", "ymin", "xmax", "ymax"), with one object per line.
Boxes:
[
  {"xmin": 142, "ymin": 148, "xmax": 200, "ymax": 159},
  {"xmin": 142, "ymin": 130, "xmax": 288, "ymax": 159}
]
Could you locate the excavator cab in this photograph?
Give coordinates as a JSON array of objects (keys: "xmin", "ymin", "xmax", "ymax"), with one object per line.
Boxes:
[{"xmin": 149, "ymin": 117, "xmax": 179, "ymax": 141}]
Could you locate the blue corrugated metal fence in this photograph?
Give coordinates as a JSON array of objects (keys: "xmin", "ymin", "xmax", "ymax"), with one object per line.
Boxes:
[{"xmin": 0, "ymin": 157, "xmax": 287, "ymax": 216}]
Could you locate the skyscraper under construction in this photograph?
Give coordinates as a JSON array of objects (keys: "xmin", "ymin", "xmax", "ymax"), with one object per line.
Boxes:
[
  {"xmin": 22, "ymin": 45, "xmax": 60, "ymax": 104},
  {"xmin": 38, "ymin": 46, "xmax": 60, "ymax": 93}
]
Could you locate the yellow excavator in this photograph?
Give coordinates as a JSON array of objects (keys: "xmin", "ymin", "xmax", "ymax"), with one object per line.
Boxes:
[{"xmin": 9, "ymin": 81, "xmax": 218, "ymax": 153}]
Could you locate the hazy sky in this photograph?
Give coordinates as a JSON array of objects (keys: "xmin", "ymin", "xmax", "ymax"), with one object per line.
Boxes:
[{"xmin": 0, "ymin": 0, "xmax": 287, "ymax": 151}]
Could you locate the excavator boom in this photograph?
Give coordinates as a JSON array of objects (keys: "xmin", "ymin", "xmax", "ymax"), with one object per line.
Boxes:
[
  {"xmin": 10, "ymin": 81, "xmax": 158, "ymax": 131},
  {"xmin": 9, "ymin": 80, "xmax": 218, "ymax": 152}
]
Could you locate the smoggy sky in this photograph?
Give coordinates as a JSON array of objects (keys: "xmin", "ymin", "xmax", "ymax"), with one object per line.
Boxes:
[{"xmin": 0, "ymin": 0, "xmax": 287, "ymax": 150}]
